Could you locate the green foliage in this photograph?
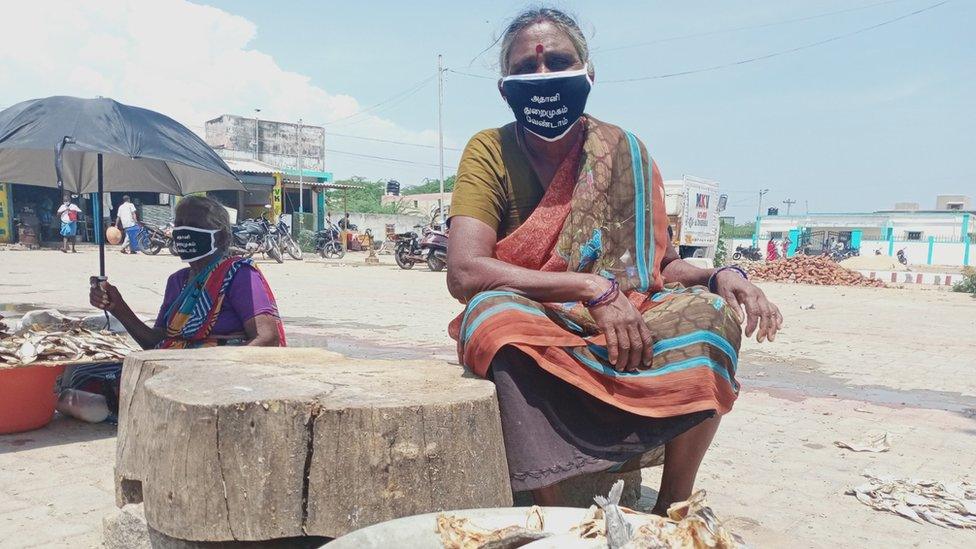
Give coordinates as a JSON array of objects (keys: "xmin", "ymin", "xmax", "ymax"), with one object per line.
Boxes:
[
  {"xmin": 714, "ymin": 239, "xmax": 728, "ymax": 267},
  {"xmin": 720, "ymin": 221, "xmax": 756, "ymax": 239},
  {"xmin": 323, "ymin": 177, "xmax": 398, "ymax": 214},
  {"xmin": 952, "ymin": 267, "xmax": 976, "ymax": 296},
  {"xmin": 402, "ymin": 176, "xmax": 456, "ymax": 195},
  {"xmin": 297, "ymin": 229, "xmax": 317, "ymax": 253}
]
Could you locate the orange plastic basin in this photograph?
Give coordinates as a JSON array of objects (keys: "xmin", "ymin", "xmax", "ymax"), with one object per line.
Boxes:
[{"xmin": 0, "ymin": 363, "xmax": 66, "ymax": 434}]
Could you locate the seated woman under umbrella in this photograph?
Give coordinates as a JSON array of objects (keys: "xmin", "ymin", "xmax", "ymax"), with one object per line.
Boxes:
[
  {"xmin": 64, "ymin": 195, "xmax": 286, "ymax": 413},
  {"xmin": 447, "ymin": 8, "xmax": 782, "ymax": 513}
]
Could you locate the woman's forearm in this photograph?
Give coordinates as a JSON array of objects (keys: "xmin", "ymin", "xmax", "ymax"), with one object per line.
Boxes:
[
  {"xmin": 661, "ymin": 257, "xmax": 714, "ymax": 288},
  {"xmin": 450, "ymin": 256, "xmax": 607, "ymax": 304},
  {"xmin": 111, "ymin": 301, "xmax": 165, "ymax": 350}
]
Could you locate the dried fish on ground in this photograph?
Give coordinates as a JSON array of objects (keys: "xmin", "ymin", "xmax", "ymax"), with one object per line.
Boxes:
[
  {"xmin": 834, "ymin": 432, "xmax": 890, "ymax": 453},
  {"xmin": 847, "ymin": 474, "xmax": 976, "ymax": 529}
]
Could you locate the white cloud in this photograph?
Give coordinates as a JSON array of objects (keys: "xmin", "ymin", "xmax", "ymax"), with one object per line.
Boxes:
[{"xmin": 0, "ymin": 0, "xmax": 450, "ymax": 182}]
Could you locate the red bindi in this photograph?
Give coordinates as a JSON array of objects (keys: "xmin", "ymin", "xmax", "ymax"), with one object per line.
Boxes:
[{"xmin": 536, "ymin": 44, "xmax": 544, "ymax": 55}]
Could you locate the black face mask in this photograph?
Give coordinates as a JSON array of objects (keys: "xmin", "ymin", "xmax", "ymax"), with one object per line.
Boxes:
[
  {"xmin": 172, "ymin": 226, "xmax": 219, "ymax": 262},
  {"xmin": 501, "ymin": 65, "xmax": 592, "ymax": 141}
]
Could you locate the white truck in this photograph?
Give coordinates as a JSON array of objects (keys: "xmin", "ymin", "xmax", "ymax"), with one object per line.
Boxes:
[{"xmin": 664, "ymin": 175, "xmax": 725, "ymax": 267}]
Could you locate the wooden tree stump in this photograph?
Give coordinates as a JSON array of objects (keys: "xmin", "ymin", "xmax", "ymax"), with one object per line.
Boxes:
[{"xmin": 115, "ymin": 347, "xmax": 512, "ymax": 542}]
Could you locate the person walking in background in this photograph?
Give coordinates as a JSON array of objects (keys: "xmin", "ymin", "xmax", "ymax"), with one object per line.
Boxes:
[
  {"xmin": 57, "ymin": 196, "xmax": 81, "ymax": 253},
  {"xmin": 115, "ymin": 195, "xmax": 140, "ymax": 254},
  {"xmin": 781, "ymin": 235, "xmax": 792, "ymax": 258}
]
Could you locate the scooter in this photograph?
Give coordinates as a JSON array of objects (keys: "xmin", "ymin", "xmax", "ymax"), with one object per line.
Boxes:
[
  {"xmin": 731, "ymin": 245, "xmax": 762, "ymax": 262},
  {"xmin": 395, "ymin": 225, "xmax": 449, "ymax": 271}
]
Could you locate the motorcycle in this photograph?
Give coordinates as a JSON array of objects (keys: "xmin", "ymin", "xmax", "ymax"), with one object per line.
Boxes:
[
  {"xmin": 273, "ymin": 219, "xmax": 303, "ymax": 260},
  {"xmin": 731, "ymin": 245, "xmax": 762, "ymax": 262},
  {"xmin": 395, "ymin": 225, "xmax": 449, "ymax": 271},
  {"xmin": 314, "ymin": 222, "xmax": 345, "ymax": 259},
  {"xmin": 138, "ymin": 222, "xmax": 174, "ymax": 256},
  {"xmin": 896, "ymin": 248, "xmax": 908, "ymax": 266},
  {"xmin": 231, "ymin": 217, "xmax": 283, "ymax": 263}
]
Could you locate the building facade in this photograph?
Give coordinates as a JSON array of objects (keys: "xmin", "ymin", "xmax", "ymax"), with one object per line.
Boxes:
[
  {"xmin": 741, "ymin": 195, "xmax": 974, "ymax": 267},
  {"xmin": 205, "ymin": 114, "xmax": 326, "ymax": 172}
]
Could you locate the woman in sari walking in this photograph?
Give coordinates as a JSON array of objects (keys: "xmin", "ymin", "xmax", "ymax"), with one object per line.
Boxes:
[{"xmin": 447, "ymin": 8, "xmax": 783, "ymax": 513}]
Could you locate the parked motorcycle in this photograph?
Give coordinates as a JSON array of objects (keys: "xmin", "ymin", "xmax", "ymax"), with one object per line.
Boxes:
[
  {"xmin": 896, "ymin": 248, "xmax": 908, "ymax": 266},
  {"xmin": 231, "ymin": 217, "xmax": 283, "ymax": 263},
  {"xmin": 138, "ymin": 222, "xmax": 174, "ymax": 256},
  {"xmin": 731, "ymin": 245, "xmax": 762, "ymax": 262},
  {"xmin": 395, "ymin": 225, "xmax": 449, "ymax": 271},
  {"xmin": 314, "ymin": 222, "xmax": 345, "ymax": 259},
  {"xmin": 273, "ymin": 219, "xmax": 303, "ymax": 260}
]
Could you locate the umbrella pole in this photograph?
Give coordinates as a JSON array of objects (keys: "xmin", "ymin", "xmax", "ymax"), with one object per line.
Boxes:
[{"xmin": 97, "ymin": 153, "xmax": 106, "ymax": 277}]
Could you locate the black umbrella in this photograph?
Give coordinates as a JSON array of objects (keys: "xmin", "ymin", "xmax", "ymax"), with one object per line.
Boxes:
[{"xmin": 0, "ymin": 96, "xmax": 243, "ymax": 278}]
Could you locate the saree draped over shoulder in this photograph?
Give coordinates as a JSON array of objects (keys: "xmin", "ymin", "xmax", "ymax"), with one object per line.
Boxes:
[
  {"xmin": 158, "ymin": 256, "xmax": 286, "ymax": 349},
  {"xmin": 451, "ymin": 117, "xmax": 741, "ymax": 421}
]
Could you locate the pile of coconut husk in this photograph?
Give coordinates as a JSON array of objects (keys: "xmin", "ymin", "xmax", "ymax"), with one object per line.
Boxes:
[{"xmin": 743, "ymin": 255, "xmax": 886, "ymax": 287}]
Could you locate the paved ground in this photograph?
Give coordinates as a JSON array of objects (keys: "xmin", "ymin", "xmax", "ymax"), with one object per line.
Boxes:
[{"xmin": 1, "ymin": 247, "xmax": 974, "ymax": 548}]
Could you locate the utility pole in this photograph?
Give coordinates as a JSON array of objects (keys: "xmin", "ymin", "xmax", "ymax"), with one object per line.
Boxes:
[
  {"xmin": 254, "ymin": 108, "xmax": 261, "ymax": 160},
  {"xmin": 437, "ymin": 54, "xmax": 445, "ymax": 227},
  {"xmin": 758, "ymin": 189, "xmax": 770, "ymax": 218},
  {"xmin": 783, "ymin": 198, "xmax": 797, "ymax": 216},
  {"xmin": 297, "ymin": 118, "xmax": 304, "ymax": 232}
]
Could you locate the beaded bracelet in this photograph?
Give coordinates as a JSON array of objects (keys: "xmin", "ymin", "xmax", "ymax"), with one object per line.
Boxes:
[
  {"xmin": 585, "ymin": 278, "xmax": 619, "ymax": 308},
  {"xmin": 708, "ymin": 265, "xmax": 748, "ymax": 293}
]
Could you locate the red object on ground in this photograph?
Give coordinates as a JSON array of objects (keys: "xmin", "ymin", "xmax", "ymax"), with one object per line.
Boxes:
[{"xmin": 0, "ymin": 364, "xmax": 66, "ymax": 434}]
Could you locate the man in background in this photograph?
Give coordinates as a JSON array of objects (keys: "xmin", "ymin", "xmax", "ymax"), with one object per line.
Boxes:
[
  {"xmin": 115, "ymin": 195, "xmax": 140, "ymax": 254},
  {"xmin": 57, "ymin": 196, "xmax": 82, "ymax": 253}
]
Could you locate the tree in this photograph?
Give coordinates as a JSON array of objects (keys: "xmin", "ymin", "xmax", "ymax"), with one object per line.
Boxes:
[
  {"xmin": 323, "ymin": 177, "xmax": 397, "ymax": 214},
  {"xmin": 402, "ymin": 176, "xmax": 456, "ymax": 195}
]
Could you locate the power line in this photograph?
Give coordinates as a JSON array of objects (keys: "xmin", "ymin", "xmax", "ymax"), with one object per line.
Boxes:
[
  {"xmin": 594, "ymin": 0, "xmax": 911, "ymax": 53},
  {"xmin": 446, "ymin": 68, "xmax": 496, "ymax": 80},
  {"xmin": 602, "ymin": 0, "xmax": 949, "ymax": 84},
  {"xmin": 446, "ymin": 1, "xmax": 949, "ymax": 85},
  {"xmin": 323, "ymin": 74, "xmax": 436, "ymax": 125},
  {"xmin": 328, "ymin": 148, "xmax": 459, "ymax": 170},
  {"xmin": 325, "ymin": 131, "xmax": 463, "ymax": 152}
]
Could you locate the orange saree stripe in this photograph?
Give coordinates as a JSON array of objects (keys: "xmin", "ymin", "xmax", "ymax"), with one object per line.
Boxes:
[{"xmin": 460, "ymin": 304, "xmax": 738, "ymax": 418}]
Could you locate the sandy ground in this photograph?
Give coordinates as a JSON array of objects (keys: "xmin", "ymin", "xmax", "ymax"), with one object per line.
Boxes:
[{"xmin": 1, "ymin": 247, "xmax": 974, "ymax": 548}]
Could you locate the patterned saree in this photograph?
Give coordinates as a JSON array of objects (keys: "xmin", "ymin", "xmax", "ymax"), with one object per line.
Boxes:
[
  {"xmin": 452, "ymin": 117, "xmax": 742, "ymax": 419},
  {"xmin": 158, "ymin": 256, "xmax": 286, "ymax": 349}
]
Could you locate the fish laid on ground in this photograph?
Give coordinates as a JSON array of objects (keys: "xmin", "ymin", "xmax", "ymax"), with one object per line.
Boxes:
[
  {"xmin": 847, "ymin": 474, "xmax": 976, "ymax": 529},
  {"xmin": 834, "ymin": 432, "xmax": 890, "ymax": 453}
]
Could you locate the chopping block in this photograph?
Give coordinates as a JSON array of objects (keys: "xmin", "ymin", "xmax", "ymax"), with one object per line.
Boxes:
[{"xmin": 114, "ymin": 347, "xmax": 511, "ymax": 543}]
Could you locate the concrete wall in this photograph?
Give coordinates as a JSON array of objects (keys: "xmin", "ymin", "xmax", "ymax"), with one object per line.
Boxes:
[
  {"xmin": 205, "ymin": 115, "xmax": 325, "ymax": 172},
  {"xmin": 733, "ymin": 237, "xmax": 973, "ymax": 266},
  {"xmin": 337, "ymin": 213, "xmax": 428, "ymax": 242}
]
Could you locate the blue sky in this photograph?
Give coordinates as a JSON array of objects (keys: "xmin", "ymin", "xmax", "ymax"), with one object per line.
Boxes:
[
  {"xmin": 2, "ymin": 1, "xmax": 973, "ymax": 221},
  {"xmin": 205, "ymin": 0, "xmax": 973, "ymax": 221}
]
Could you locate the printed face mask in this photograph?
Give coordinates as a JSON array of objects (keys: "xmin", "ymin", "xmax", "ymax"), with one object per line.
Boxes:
[
  {"xmin": 171, "ymin": 226, "xmax": 219, "ymax": 262},
  {"xmin": 501, "ymin": 65, "xmax": 592, "ymax": 141}
]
